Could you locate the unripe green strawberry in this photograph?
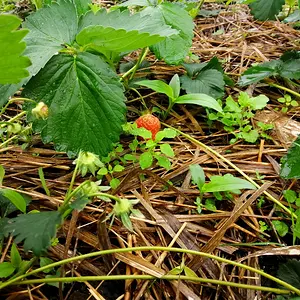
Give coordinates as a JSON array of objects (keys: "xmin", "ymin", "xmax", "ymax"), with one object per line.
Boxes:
[{"xmin": 135, "ymin": 114, "xmax": 160, "ymax": 140}]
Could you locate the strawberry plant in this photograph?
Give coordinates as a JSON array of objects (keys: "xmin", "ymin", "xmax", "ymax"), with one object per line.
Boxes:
[
  {"xmin": 0, "ymin": 0, "xmax": 194, "ymax": 157},
  {"xmin": 136, "ymin": 74, "xmax": 223, "ymax": 119}
]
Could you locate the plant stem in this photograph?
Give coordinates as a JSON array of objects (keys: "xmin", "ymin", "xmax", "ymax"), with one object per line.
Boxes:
[
  {"xmin": 0, "ymin": 127, "xmax": 27, "ymax": 149},
  {"xmin": 89, "ymin": 192, "xmax": 121, "ymax": 203},
  {"xmin": 10, "ymin": 275, "xmax": 290, "ymax": 295},
  {"xmin": 0, "ymin": 98, "xmax": 36, "ymax": 115},
  {"xmin": 269, "ymin": 83, "xmax": 300, "ymax": 99},
  {"xmin": 163, "ymin": 124, "xmax": 297, "ymax": 219},
  {"xmin": 1, "ymin": 246, "xmax": 299, "ymax": 294},
  {"xmin": 163, "ymin": 100, "xmax": 174, "ymax": 120},
  {"xmin": 196, "ymin": 0, "xmax": 205, "ymax": 10},
  {"xmin": 121, "ymin": 48, "xmax": 149, "ymax": 81},
  {"xmin": 130, "ymin": 88, "xmax": 148, "ymax": 110}
]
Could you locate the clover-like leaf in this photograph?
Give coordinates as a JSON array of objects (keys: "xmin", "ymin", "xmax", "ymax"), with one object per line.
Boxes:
[
  {"xmin": 4, "ymin": 211, "xmax": 62, "ymax": 256},
  {"xmin": 23, "ymin": 52, "xmax": 126, "ymax": 156},
  {"xmin": 0, "ymin": 15, "xmax": 31, "ymax": 85}
]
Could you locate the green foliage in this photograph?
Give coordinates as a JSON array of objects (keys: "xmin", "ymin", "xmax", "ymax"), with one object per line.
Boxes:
[
  {"xmin": 278, "ymin": 94, "xmax": 299, "ymax": 113},
  {"xmin": 272, "ymin": 220, "xmax": 289, "ymax": 237},
  {"xmin": 0, "ymin": 262, "xmax": 15, "ymax": 278},
  {"xmin": 280, "ymin": 135, "xmax": 300, "ymax": 179},
  {"xmin": 136, "ymin": 73, "xmax": 222, "ymax": 120},
  {"xmin": 0, "ymin": 189, "xmax": 27, "ymax": 214},
  {"xmin": 208, "ymin": 92, "xmax": 271, "ymax": 144},
  {"xmin": 249, "ymin": 0, "xmax": 285, "ymax": 20},
  {"xmin": 4, "ymin": 211, "xmax": 63, "ymax": 256},
  {"xmin": 181, "ymin": 57, "xmax": 225, "ymax": 99},
  {"xmin": 0, "ymin": 15, "xmax": 31, "ymax": 85},
  {"xmin": 23, "ymin": 53, "xmax": 127, "ymax": 156},
  {"xmin": 124, "ymin": 124, "xmax": 177, "ymax": 170},
  {"xmin": 0, "ymin": 0, "xmax": 185, "ymax": 156},
  {"xmin": 142, "ymin": 2, "xmax": 194, "ymax": 64},
  {"xmin": 277, "ymin": 260, "xmax": 300, "ymax": 289},
  {"xmin": 239, "ymin": 51, "xmax": 300, "ymax": 86}
]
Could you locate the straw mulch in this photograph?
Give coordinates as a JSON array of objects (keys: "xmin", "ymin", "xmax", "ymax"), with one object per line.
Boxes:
[{"xmin": 1, "ymin": 3, "xmax": 300, "ymax": 300}]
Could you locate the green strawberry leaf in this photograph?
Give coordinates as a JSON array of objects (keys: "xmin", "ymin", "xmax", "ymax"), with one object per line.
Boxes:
[
  {"xmin": 278, "ymin": 260, "xmax": 300, "ymax": 290},
  {"xmin": 202, "ymin": 174, "xmax": 256, "ymax": 193},
  {"xmin": 4, "ymin": 211, "xmax": 63, "ymax": 256},
  {"xmin": 142, "ymin": 2, "xmax": 194, "ymax": 65},
  {"xmin": 140, "ymin": 152, "xmax": 153, "ymax": 169},
  {"xmin": 77, "ymin": 9, "xmax": 178, "ymax": 54},
  {"xmin": 0, "ymin": 15, "xmax": 31, "ymax": 85},
  {"xmin": 0, "ymin": 0, "xmax": 78, "ymax": 107},
  {"xmin": 280, "ymin": 136, "xmax": 300, "ymax": 179},
  {"xmin": 180, "ymin": 69, "xmax": 225, "ymax": 99},
  {"xmin": 239, "ymin": 51, "xmax": 300, "ymax": 86},
  {"xmin": 160, "ymin": 144, "xmax": 174, "ymax": 157},
  {"xmin": 272, "ymin": 220, "xmax": 288, "ymax": 237},
  {"xmin": 249, "ymin": 0, "xmax": 285, "ymax": 20},
  {"xmin": 23, "ymin": 52, "xmax": 126, "ymax": 156}
]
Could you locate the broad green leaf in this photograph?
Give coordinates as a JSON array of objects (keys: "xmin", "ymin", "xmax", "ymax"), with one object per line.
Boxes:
[
  {"xmin": 0, "ymin": 165, "xmax": 4, "ymax": 186},
  {"xmin": 249, "ymin": 0, "xmax": 285, "ymax": 20},
  {"xmin": 278, "ymin": 260, "xmax": 300, "ymax": 290},
  {"xmin": 155, "ymin": 155, "xmax": 171, "ymax": 170},
  {"xmin": 175, "ymin": 94, "xmax": 223, "ymax": 112},
  {"xmin": 160, "ymin": 144, "xmax": 174, "ymax": 157},
  {"xmin": 0, "ymin": 0, "xmax": 78, "ymax": 107},
  {"xmin": 77, "ymin": 9, "xmax": 177, "ymax": 54},
  {"xmin": 169, "ymin": 74, "xmax": 180, "ymax": 99},
  {"xmin": 283, "ymin": 190, "xmax": 297, "ymax": 203},
  {"xmin": 142, "ymin": 2, "xmax": 194, "ymax": 64},
  {"xmin": 23, "ymin": 52, "xmax": 126, "ymax": 156},
  {"xmin": 180, "ymin": 69, "xmax": 225, "ymax": 99},
  {"xmin": 183, "ymin": 57, "xmax": 223, "ymax": 77},
  {"xmin": 0, "ymin": 189, "xmax": 26, "ymax": 213},
  {"xmin": 4, "ymin": 211, "xmax": 63, "ymax": 256},
  {"xmin": 0, "ymin": 15, "xmax": 31, "ymax": 84},
  {"xmin": 117, "ymin": 0, "xmax": 152, "ymax": 6},
  {"xmin": 0, "ymin": 192, "xmax": 30, "ymax": 218},
  {"xmin": 135, "ymin": 80, "xmax": 174, "ymax": 99},
  {"xmin": 272, "ymin": 220, "xmax": 288, "ymax": 237},
  {"xmin": 280, "ymin": 136, "xmax": 300, "ymax": 179},
  {"xmin": 40, "ymin": 257, "xmax": 54, "ymax": 273},
  {"xmin": 240, "ymin": 51, "xmax": 300, "ymax": 86},
  {"xmin": 189, "ymin": 164, "xmax": 205, "ymax": 190},
  {"xmin": 110, "ymin": 178, "xmax": 120, "ymax": 189},
  {"xmin": 202, "ymin": 174, "xmax": 256, "ymax": 193},
  {"xmin": 10, "ymin": 243, "xmax": 22, "ymax": 268},
  {"xmin": 140, "ymin": 152, "xmax": 153, "ymax": 169},
  {"xmin": 155, "ymin": 128, "xmax": 177, "ymax": 141},
  {"xmin": 248, "ymin": 94, "xmax": 269, "ymax": 110},
  {"xmin": 241, "ymin": 130, "xmax": 259, "ymax": 143},
  {"xmin": 0, "ymin": 262, "xmax": 15, "ymax": 278}
]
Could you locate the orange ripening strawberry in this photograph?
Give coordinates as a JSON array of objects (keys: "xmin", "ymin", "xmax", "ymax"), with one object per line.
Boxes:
[{"xmin": 135, "ymin": 114, "xmax": 161, "ymax": 140}]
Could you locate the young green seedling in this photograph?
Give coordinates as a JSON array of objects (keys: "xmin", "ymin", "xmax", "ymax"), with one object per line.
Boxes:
[{"xmin": 136, "ymin": 74, "xmax": 222, "ymax": 119}]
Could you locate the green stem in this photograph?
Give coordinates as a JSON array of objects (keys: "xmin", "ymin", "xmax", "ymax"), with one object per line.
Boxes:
[
  {"xmin": 163, "ymin": 124, "xmax": 296, "ymax": 219},
  {"xmin": 196, "ymin": 0, "xmax": 205, "ymax": 10},
  {"xmin": 10, "ymin": 275, "xmax": 290, "ymax": 295},
  {"xmin": 0, "ymin": 127, "xmax": 28, "ymax": 149},
  {"xmin": 0, "ymin": 98, "xmax": 36, "ymax": 115},
  {"xmin": 163, "ymin": 100, "xmax": 174, "ymax": 120},
  {"xmin": 89, "ymin": 192, "xmax": 121, "ymax": 203},
  {"xmin": 121, "ymin": 48, "xmax": 149, "ymax": 81},
  {"xmin": 1, "ymin": 246, "xmax": 299, "ymax": 294},
  {"xmin": 269, "ymin": 83, "xmax": 300, "ymax": 99},
  {"xmin": 130, "ymin": 88, "xmax": 148, "ymax": 110}
]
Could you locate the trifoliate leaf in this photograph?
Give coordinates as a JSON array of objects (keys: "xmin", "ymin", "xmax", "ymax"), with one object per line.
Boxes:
[
  {"xmin": 280, "ymin": 135, "xmax": 300, "ymax": 179},
  {"xmin": 23, "ymin": 52, "xmax": 126, "ymax": 156},
  {"xmin": 249, "ymin": 0, "xmax": 285, "ymax": 20},
  {"xmin": 142, "ymin": 2, "xmax": 194, "ymax": 64},
  {"xmin": 139, "ymin": 152, "xmax": 153, "ymax": 169},
  {"xmin": 0, "ymin": 0, "xmax": 78, "ymax": 107},
  {"xmin": 181, "ymin": 70, "xmax": 225, "ymax": 99},
  {"xmin": 202, "ymin": 174, "xmax": 256, "ymax": 193},
  {"xmin": 239, "ymin": 51, "xmax": 300, "ymax": 86},
  {"xmin": 77, "ymin": 9, "xmax": 178, "ymax": 54},
  {"xmin": 0, "ymin": 15, "xmax": 31, "ymax": 85},
  {"xmin": 4, "ymin": 211, "xmax": 63, "ymax": 256}
]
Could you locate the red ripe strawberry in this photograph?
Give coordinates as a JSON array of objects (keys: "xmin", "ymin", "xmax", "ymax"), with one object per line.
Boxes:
[{"xmin": 135, "ymin": 114, "xmax": 161, "ymax": 140}]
